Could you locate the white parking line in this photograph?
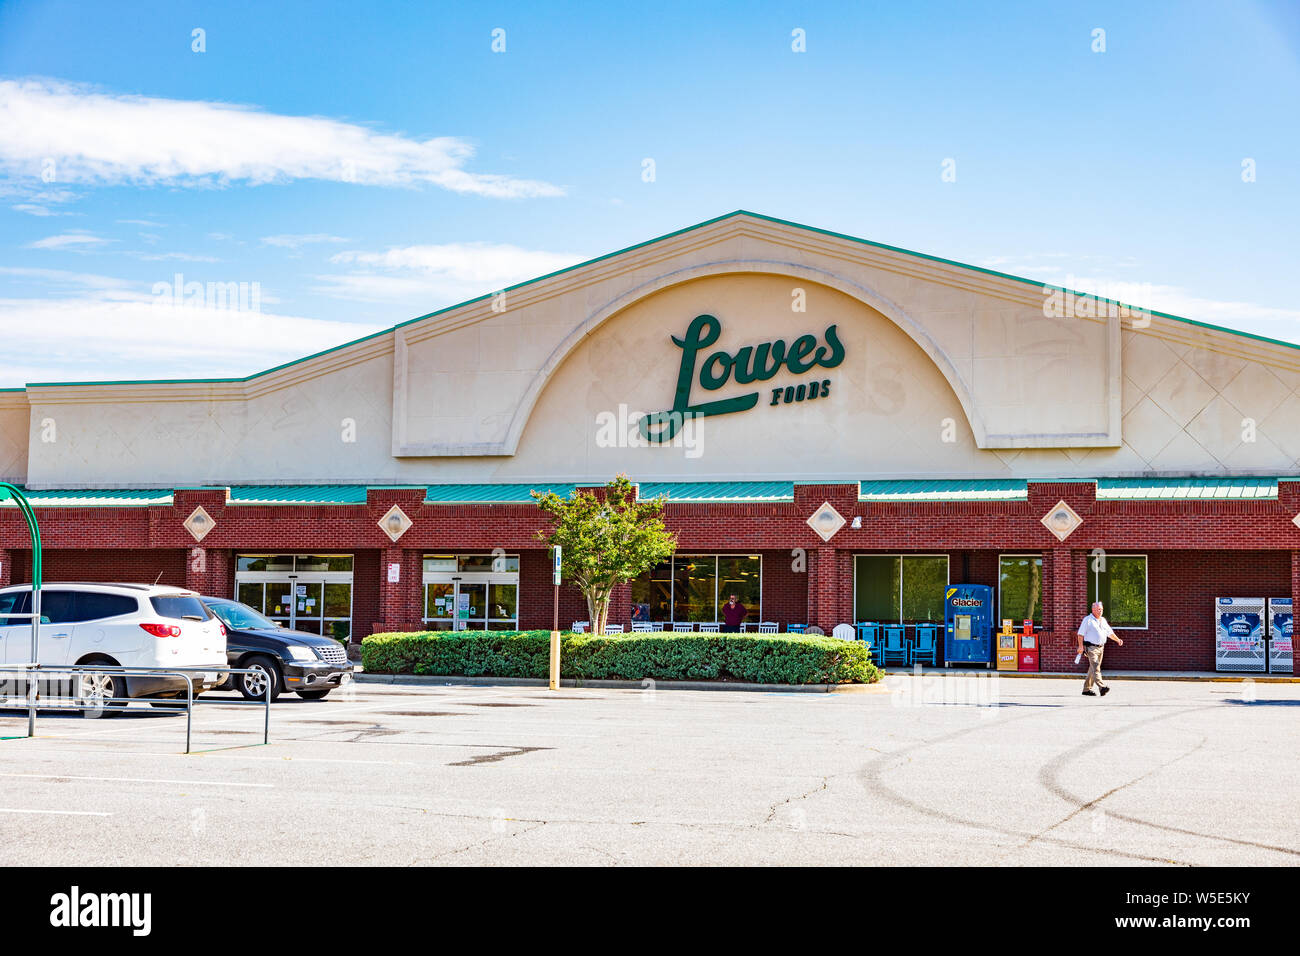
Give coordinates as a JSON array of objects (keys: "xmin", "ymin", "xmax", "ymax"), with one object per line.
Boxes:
[
  {"xmin": 0, "ymin": 808, "xmax": 111, "ymax": 816},
  {"xmin": 0, "ymin": 772, "xmax": 271, "ymax": 788}
]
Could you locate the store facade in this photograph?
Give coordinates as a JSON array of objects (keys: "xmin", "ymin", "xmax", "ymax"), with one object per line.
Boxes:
[{"xmin": 1, "ymin": 211, "xmax": 1298, "ymax": 671}]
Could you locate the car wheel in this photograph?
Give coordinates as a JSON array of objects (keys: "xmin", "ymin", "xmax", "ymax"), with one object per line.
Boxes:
[
  {"xmin": 77, "ymin": 672, "xmax": 127, "ymax": 718},
  {"xmin": 237, "ymin": 656, "xmax": 281, "ymax": 701},
  {"xmin": 296, "ymin": 689, "xmax": 331, "ymax": 700}
]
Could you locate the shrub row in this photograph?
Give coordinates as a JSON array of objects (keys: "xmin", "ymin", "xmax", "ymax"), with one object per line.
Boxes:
[{"xmin": 361, "ymin": 630, "xmax": 881, "ymax": 685}]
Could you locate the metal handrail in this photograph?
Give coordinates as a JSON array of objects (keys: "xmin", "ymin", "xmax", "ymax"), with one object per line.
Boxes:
[{"xmin": 0, "ymin": 663, "xmax": 271, "ymax": 754}]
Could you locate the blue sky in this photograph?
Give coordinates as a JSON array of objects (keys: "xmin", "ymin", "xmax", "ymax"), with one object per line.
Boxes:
[{"xmin": 1, "ymin": 0, "xmax": 1298, "ymax": 384}]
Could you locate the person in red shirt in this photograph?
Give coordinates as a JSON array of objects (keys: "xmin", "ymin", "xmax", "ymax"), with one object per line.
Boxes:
[{"xmin": 721, "ymin": 594, "xmax": 748, "ymax": 633}]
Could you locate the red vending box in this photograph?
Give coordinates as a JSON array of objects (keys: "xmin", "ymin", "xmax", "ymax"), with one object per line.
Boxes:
[{"xmin": 1017, "ymin": 620, "xmax": 1039, "ymax": 671}]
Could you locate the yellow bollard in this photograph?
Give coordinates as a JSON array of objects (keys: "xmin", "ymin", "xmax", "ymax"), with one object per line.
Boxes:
[{"xmin": 549, "ymin": 630, "xmax": 561, "ymax": 690}]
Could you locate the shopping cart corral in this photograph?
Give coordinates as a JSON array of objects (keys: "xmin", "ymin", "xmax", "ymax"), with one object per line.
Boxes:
[{"xmin": 0, "ymin": 663, "xmax": 272, "ymax": 754}]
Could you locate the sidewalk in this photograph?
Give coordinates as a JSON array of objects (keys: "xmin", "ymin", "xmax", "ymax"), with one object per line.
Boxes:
[
  {"xmin": 877, "ymin": 666, "xmax": 1299, "ymax": 683},
  {"xmin": 354, "ymin": 672, "xmax": 890, "ymax": 693}
]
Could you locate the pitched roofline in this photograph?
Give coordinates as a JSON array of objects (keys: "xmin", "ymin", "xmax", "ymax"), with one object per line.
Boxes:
[{"xmin": 23, "ymin": 209, "xmax": 1298, "ymax": 389}]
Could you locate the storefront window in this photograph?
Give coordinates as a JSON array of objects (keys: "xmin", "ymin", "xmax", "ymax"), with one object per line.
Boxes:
[
  {"xmin": 630, "ymin": 554, "xmax": 761, "ymax": 623},
  {"xmin": 718, "ymin": 555, "xmax": 761, "ymax": 616},
  {"xmin": 999, "ymin": 555, "xmax": 1044, "ymax": 625},
  {"xmin": 630, "ymin": 560, "xmax": 672, "ymax": 622},
  {"xmin": 855, "ymin": 554, "xmax": 948, "ymax": 624},
  {"xmin": 1087, "ymin": 554, "xmax": 1147, "ymax": 628},
  {"xmin": 674, "ymin": 556, "xmax": 718, "ymax": 622},
  {"xmin": 458, "ymin": 554, "xmax": 520, "ymax": 573},
  {"xmin": 236, "ymin": 554, "xmax": 351, "ymax": 572},
  {"xmin": 855, "ymin": 556, "xmax": 900, "ymax": 622},
  {"xmin": 421, "ymin": 554, "xmax": 520, "ymax": 631}
]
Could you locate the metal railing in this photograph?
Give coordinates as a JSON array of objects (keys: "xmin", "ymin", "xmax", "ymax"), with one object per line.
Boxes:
[{"xmin": 0, "ymin": 663, "xmax": 271, "ymax": 754}]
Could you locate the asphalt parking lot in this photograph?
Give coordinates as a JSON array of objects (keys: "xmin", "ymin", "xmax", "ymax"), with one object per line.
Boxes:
[{"xmin": 0, "ymin": 675, "xmax": 1296, "ymax": 866}]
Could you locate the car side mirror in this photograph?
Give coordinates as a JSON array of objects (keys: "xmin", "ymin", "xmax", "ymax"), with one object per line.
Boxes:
[{"xmin": 40, "ymin": 615, "xmax": 50, "ymax": 624}]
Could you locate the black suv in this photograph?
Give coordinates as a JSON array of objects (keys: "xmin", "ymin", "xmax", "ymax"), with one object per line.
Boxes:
[{"xmin": 201, "ymin": 597, "xmax": 354, "ymax": 701}]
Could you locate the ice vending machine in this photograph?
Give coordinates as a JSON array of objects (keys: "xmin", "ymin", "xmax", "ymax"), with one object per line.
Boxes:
[
  {"xmin": 1269, "ymin": 598, "xmax": 1293, "ymax": 674},
  {"xmin": 944, "ymin": 585, "xmax": 994, "ymax": 668},
  {"xmin": 1215, "ymin": 597, "xmax": 1266, "ymax": 672}
]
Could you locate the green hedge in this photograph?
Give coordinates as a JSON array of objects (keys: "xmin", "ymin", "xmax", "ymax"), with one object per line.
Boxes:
[{"xmin": 361, "ymin": 630, "xmax": 881, "ymax": 685}]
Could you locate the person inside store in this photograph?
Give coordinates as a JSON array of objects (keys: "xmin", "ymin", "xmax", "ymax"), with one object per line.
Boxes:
[{"xmin": 721, "ymin": 594, "xmax": 748, "ymax": 633}]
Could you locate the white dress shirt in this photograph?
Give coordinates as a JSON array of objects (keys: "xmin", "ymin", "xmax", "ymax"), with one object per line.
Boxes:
[{"xmin": 1079, "ymin": 614, "xmax": 1114, "ymax": 646}]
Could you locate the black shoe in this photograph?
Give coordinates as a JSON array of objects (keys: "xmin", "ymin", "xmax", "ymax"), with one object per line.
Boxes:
[
  {"xmin": 1082, "ymin": 689, "xmax": 1097, "ymax": 696},
  {"xmin": 1099, "ymin": 686, "xmax": 1110, "ymax": 696}
]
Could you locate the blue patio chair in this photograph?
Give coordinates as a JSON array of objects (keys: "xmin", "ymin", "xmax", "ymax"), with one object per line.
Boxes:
[
  {"xmin": 911, "ymin": 624, "xmax": 938, "ymax": 666},
  {"xmin": 856, "ymin": 622, "xmax": 880, "ymax": 645},
  {"xmin": 786, "ymin": 623, "xmax": 807, "ymax": 634},
  {"xmin": 880, "ymin": 625, "xmax": 909, "ymax": 666}
]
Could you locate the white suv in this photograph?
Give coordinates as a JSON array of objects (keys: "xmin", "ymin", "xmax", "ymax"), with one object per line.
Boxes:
[{"xmin": 0, "ymin": 583, "xmax": 228, "ymax": 715}]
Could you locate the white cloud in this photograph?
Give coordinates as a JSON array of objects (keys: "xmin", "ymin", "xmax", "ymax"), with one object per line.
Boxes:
[
  {"xmin": 0, "ymin": 289, "xmax": 379, "ymax": 385},
  {"xmin": 0, "ymin": 266, "xmax": 131, "ymax": 290},
  {"xmin": 12, "ymin": 204, "xmax": 61, "ymax": 216},
  {"xmin": 27, "ymin": 231, "xmax": 111, "ymax": 250},
  {"xmin": 0, "ymin": 78, "xmax": 564, "ymax": 198},
  {"xmin": 117, "ymin": 218, "xmax": 164, "ymax": 227},
  {"xmin": 128, "ymin": 251, "xmax": 221, "ymax": 262},
  {"xmin": 1035, "ymin": 271, "xmax": 1300, "ymax": 343},
  {"xmin": 319, "ymin": 241, "xmax": 585, "ymax": 306},
  {"xmin": 331, "ymin": 242, "xmax": 583, "ymax": 285},
  {"xmin": 261, "ymin": 233, "xmax": 349, "ymax": 249}
]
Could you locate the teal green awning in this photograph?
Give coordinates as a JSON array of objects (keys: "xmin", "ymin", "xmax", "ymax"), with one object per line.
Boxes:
[
  {"xmin": 859, "ymin": 480, "xmax": 1028, "ymax": 501},
  {"xmin": 1096, "ymin": 477, "xmax": 1279, "ymax": 500},
  {"xmin": 638, "ymin": 481, "xmax": 794, "ymax": 502},
  {"xmin": 0, "ymin": 488, "xmax": 174, "ymax": 507},
  {"xmin": 423, "ymin": 481, "xmax": 793, "ymax": 503},
  {"xmin": 229, "ymin": 485, "xmax": 369, "ymax": 505},
  {"xmin": 425, "ymin": 483, "xmax": 578, "ymax": 503}
]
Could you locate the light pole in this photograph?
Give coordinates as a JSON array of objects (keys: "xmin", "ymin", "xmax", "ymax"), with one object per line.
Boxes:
[{"xmin": 0, "ymin": 483, "xmax": 42, "ymax": 736}]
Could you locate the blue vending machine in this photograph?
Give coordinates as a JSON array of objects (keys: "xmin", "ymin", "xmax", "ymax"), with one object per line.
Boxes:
[{"xmin": 944, "ymin": 585, "xmax": 994, "ymax": 668}]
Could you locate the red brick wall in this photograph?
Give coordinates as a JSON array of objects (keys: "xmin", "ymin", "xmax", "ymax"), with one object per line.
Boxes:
[
  {"xmin": 1098, "ymin": 550, "xmax": 1290, "ymax": 672},
  {"xmin": 0, "ymin": 482, "xmax": 1297, "ymax": 669},
  {"xmin": 12, "ymin": 548, "xmax": 188, "ymax": 588},
  {"xmin": 519, "ymin": 548, "xmax": 589, "ymax": 630}
]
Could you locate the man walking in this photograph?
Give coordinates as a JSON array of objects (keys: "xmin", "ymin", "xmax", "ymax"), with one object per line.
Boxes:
[{"xmin": 1077, "ymin": 601, "xmax": 1123, "ymax": 696}]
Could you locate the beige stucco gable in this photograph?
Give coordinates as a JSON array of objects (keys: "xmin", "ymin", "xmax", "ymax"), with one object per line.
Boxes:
[
  {"xmin": 392, "ymin": 213, "xmax": 1121, "ymax": 456},
  {"xmin": 11, "ymin": 211, "xmax": 1300, "ymax": 487}
]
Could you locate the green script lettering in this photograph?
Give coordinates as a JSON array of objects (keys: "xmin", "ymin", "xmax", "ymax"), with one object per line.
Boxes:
[{"xmin": 639, "ymin": 314, "xmax": 846, "ymax": 442}]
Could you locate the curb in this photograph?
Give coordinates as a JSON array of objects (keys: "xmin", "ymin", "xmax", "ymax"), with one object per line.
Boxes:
[
  {"xmin": 876, "ymin": 668, "xmax": 1300, "ymax": 683},
  {"xmin": 353, "ymin": 673, "xmax": 889, "ymax": 694}
]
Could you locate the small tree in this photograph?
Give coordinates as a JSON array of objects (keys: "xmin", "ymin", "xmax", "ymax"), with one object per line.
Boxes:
[{"xmin": 532, "ymin": 475, "xmax": 677, "ymax": 634}]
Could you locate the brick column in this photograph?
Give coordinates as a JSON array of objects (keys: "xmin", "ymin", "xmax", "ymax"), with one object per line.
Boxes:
[
  {"xmin": 378, "ymin": 547, "xmax": 423, "ymax": 633},
  {"xmin": 1043, "ymin": 548, "xmax": 1085, "ymax": 670},
  {"xmin": 0, "ymin": 548, "xmax": 10, "ymax": 587},
  {"xmin": 368, "ymin": 488, "xmax": 427, "ymax": 634},
  {"xmin": 608, "ymin": 581, "xmax": 632, "ymax": 629},
  {"xmin": 809, "ymin": 547, "xmax": 843, "ymax": 632},
  {"xmin": 183, "ymin": 547, "xmax": 231, "ymax": 597}
]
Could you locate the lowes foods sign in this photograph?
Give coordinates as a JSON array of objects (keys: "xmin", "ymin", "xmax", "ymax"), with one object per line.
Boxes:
[{"xmin": 639, "ymin": 314, "xmax": 845, "ymax": 442}]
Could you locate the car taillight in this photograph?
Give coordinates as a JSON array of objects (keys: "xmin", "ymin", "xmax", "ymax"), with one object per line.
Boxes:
[
  {"xmin": 218, "ymin": 623, "xmax": 227, "ymax": 638},
  {"xmin": 140, "ymin": 623, "xmax": 182, "ymax": 638}
]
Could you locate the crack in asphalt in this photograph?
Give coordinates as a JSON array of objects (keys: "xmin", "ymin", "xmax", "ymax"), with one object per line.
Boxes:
[
  {"xmin": 763, "ymin": 776, "xmax": 829, "ymax": 826},
  {"xmin": 448, "ymin": 745, "xmax": 553, "ymax": 767},
  {"xmin": 1033, "ymin": 706, "xmax": 1300, "ymax": 859},
  {"xmin": 857, "ymin": 709, "xmax": 1205, "ymax": 866},
  {"xmin": 1022, "ymin": 732, "xmax": 1209, "ymax": 851}
]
